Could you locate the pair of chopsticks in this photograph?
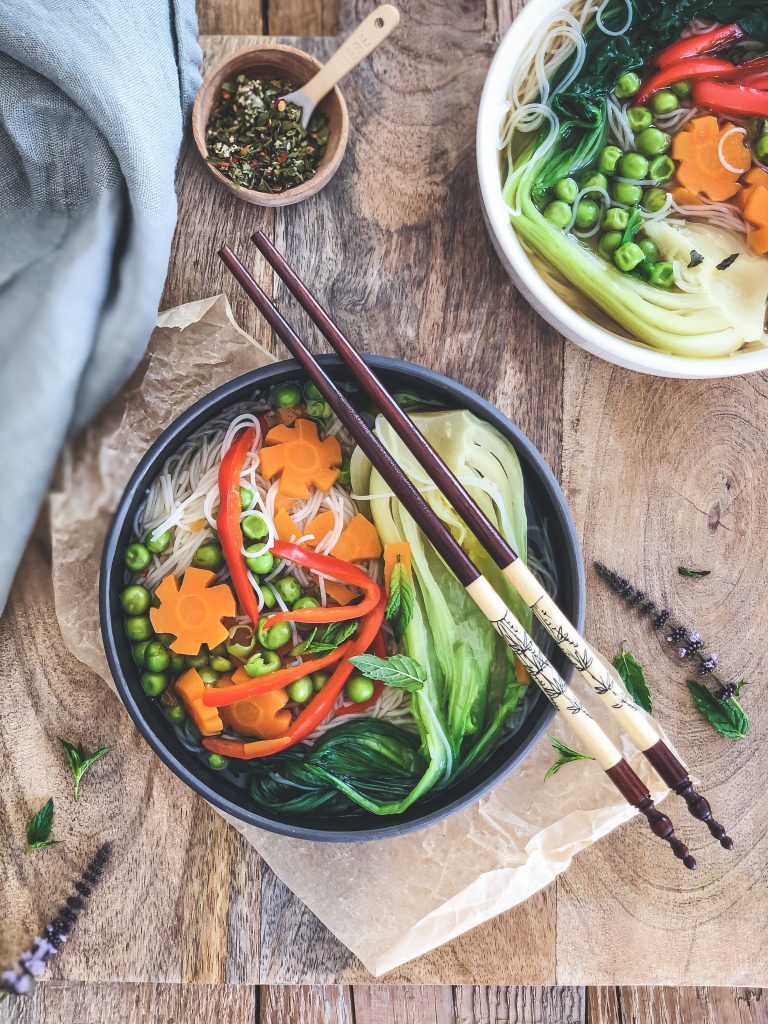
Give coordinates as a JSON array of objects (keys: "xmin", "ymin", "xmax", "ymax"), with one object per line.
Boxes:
[{"xmin": 220, "ymin": 233, "xmax": 732, "ymax": 869}]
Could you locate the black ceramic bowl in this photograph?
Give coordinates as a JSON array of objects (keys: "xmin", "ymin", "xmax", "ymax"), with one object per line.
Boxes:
[{"xmin": 100, "ymin": 356, "xmax": 585, "ymax": 841}]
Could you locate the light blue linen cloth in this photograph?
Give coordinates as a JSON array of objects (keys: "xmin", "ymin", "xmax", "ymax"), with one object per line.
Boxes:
[{"xmin": 0, "ymin": 1, "xmax": 202, "ymax": 611}]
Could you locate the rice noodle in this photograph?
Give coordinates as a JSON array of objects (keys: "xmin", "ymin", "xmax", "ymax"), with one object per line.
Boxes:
[
  {"xmin": 595, "ymin": 0, "xmax": 632, "ymax": 37},
  {"xmin": 718, "ymin": 126, "xmax": 748, "ymax": 175}
]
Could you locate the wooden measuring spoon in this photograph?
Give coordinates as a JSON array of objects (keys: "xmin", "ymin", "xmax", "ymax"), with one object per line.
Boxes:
[{"xmin": 282, "ymin": 5, "xmax": 401, "ymax": 128}]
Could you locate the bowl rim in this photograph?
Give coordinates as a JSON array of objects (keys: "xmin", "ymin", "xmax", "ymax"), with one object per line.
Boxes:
[
  {"xmin": 100, "ymin": 355, "xmax": 585, "ymax": 842},
  {"xmin": 476, "ymin": 0, "xmax": 768, "ymax": 380},
  {"xmin": 191, "ymin": 42, "xmax": 350, "ymax": 208}
]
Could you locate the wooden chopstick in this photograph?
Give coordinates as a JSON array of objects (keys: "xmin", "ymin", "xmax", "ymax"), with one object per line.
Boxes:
[
  {"xmin": 250, "ymin": 230, "xmax": 732, "ymax": 853},
  {"xmin": 219, "ymin": 242, "xmax": 697, "ymax": 870}
]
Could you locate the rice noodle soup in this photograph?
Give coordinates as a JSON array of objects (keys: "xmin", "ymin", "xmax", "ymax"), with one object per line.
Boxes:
[
  {"xmin": 499, "ymin": 0, "xmax": 768, "ymax": 358},
  {"xmin": 117, "ymin": 381, "xmax": 558, "ymax": 818}
]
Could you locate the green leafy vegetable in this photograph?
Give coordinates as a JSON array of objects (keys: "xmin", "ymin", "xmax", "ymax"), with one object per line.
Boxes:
[
  {"xmin": 59, "ymin": 739, "xmax": 111, "ymax": 801},
  {"xmin": 385, "ymin": 558, "xmax": 414, "ymax": 640},
  {"xmin": 613, "ymin": 651, "xmax": 653, "ymax": 713},
  {"xmin": 292, "ymin": 620, "xmax": 358, "ymax": 656},
  {"xmin": 687, "ymin": 680, "xmax": 749, "ymax": 739},
  {"xmin": 26, "ymin": 798, "xmax": 60, "ymax": 853},
  {"xmin": 545, "ymin": 735, "xmax": 594, "ymax": 780},
  {"xmin": 677, "ymin": 566, "xmax": 711, "ymax": 578},
  {"xmin": 349, "ymin": 653, "xmax": 426, "ymax": 692}
]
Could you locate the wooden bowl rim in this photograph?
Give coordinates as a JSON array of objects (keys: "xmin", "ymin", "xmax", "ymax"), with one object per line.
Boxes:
[{"xmin": 191, "ymin": 42, "xmax": 350, "ymax": 208}]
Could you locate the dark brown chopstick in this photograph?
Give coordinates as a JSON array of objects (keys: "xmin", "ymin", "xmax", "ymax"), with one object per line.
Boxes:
[
  {"xmin": 219, "ymin": 241, "xmax": 697, "ymax": 870},
  {"xmin": 250, "ymin": 230, "xmax": 732, "ymax": 852}
]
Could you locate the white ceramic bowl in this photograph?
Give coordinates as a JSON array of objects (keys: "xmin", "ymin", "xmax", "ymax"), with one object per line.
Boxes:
[{"xmin": 476, "ymin": 0, "xmax": 768, "ymax": 379}]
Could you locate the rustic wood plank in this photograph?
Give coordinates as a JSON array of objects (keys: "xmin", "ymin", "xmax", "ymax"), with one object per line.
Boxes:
[
  {"xmin": 453, "ymin": 986, "xmax": 586, "ymax": 1023},
  {"xmin": 0, "ymin": 982, "xmax": 256, "ymax": 1024},
  {"xmin": 353, "ymin": 986, "xmax": 456, "ymax": 1024},
  {"xmin": 268, "ymin": 0, "xmax": 339, "ymax": 36},
  {"xmin": 261, "ymin": 985, "xmax": 354, "ymax": 1024},
  {"xmin": 557, "ymin": 351, "xmax": 768, "ymax": 986},
  {"xmin": 589, "ymin": 986, "xmax": 768, "ymax": 1024},
  {"xmin": 197, "ymin": 0, "xmax": 264, "ymax": 35}
]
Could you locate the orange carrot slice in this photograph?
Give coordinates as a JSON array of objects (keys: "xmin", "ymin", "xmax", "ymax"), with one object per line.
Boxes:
[{"xmin": 150, "ymin": 568, "xmax": 236, "ymax": 655}]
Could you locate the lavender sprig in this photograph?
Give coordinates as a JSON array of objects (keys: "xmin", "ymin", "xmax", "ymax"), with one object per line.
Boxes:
[{"xmin": 1, "ymin": 842, "xmax": 112, "ymax": 1001}]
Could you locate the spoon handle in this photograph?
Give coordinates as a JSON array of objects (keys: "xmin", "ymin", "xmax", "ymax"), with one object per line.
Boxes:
[{"xmin": 300, "ymin": 5, "xmax": 400, "ymax": 106}]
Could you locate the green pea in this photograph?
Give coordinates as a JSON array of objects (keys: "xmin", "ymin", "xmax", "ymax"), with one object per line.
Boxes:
[
  {"xmin": 166, "ymin": 704, "xmax": 186, "ymax": 724},
  {"xmin": 272, "ymin": 383, "xmax": 302, "ymax": 408},
  {"xmin": 602, "ymin": 207, "xmax": 629, "ymax": 231},
  {"xmin": 543, "ymin": 200, "xmax": 572, "ymax": 229},
  {"xmin": 120, "ymin": 584, "xmax": 150, "ymax": 615},
  {"xmin": 287, "ymin": 676, "xmax": 314, "ymax": 703},
  {"xmin": 144, "ymin": 641, "xmax": 171, "ymax": 673},
  {"xmin": 245, "ymin": 546, "xmax": 274, "ymax": 575},
  {"xmin": 170, "ymin": 654, "xmax": 186, "ymax": 675},
  {"xmin": 312, "ymin": 671, "xmax": 330, "ymax": 692},
  {"xmin": 239, "ymin": 486, "xmax": 255, "ymax": 509},
  {"xmin": 617, "ymin": 152, "xmax": 649, "ymax": 181},
  {"xmin": 597, "ymin": 145, "xmax": 623, "ymax": 176},
  {"xmin": 242, "ymin": 513, "xmax": 269, "ymax": 541},
  {"xmin": 258, "ymin": 618, "xmax": 292, "ymax": 650},
  {"xmin": 124, "ymin": 543, "xmax": 152, "ymax": 572},
  {"xmin": 244, "ymin": 650, "xmax": 282, "ymax": 677},
  {"xmin": 345, "ymin": 675, "xmax": 375, "ymax": 704},
  {"xmin": 612, "ymin": 181, "xmax": 643, "ymax": 206},
  {"xmin": 554, "ymin": 177, "xmax": 579, "ymax": 203},
  {"xmin": 649, "ymin": 261, "xmax": 675, "ymax": 289},
  {"xmin": 226, "ymin": 626, "xmax": 257, "ymax": 659},
  {"xmin": 613, "ymin": 242, "xmax": 646, "ymax": 273},
  {"xmin": 638, "ymin": 239, "xmax": 658, "ymax": 262},
  {"xmin": 574, "ymin": 198, "xmax": 600, "ymax": 230},
  {"xmin": 146, "ymin": 529, "xmax": 171, "ymax": 554},
  {"xmin": 642, "ymin": 187, "xmax": 668, "ymax": 213},
  {"xmin": 206, "ymin": 753, "xmax": 229, "ymax": 771},
  {"xmin": 651, "ymin": 90, "xmax": 679, "ymax": 116},
  {"xmin": 614, "ymin": 72, "xmax": 641, "ymax": 100},
  {"xmin": 578, "ymin": 170, "xmax": 608, "ymax": 192},
  {"xmin": 125, "ymin": 616, "xmax": 152, "ymax": 642},
  {"xmin": 293, "ymin": 596, "xmax": 320, "ymax": 611},
  {"xmin": 304, "ymin": 381, "xmax": 323, "ymax": 401},
  {"xmin": 671, "ymin": 79, "xmax": 691, "ymax": 98},
  {"xmin": 198, "ymin": 667, "xmax": 220, "ymax": 685},
  {"xmin": 192, "ymin": 542, "xmax": 224, "ymax": 572},
  {"xmin": 598, "ymin": 231, "xmax": 623, "ymax": 259},
  {"xmin": 626, "ymin": 106, "xmax": 653, "ymax": 133},
  {"xmin": 186, "ymin": 651, "xmax": 209, "ymax": 669},
  {"xmin": 307, "ymin": 399, "xmax": 332, "ymax": 419},
  {"xmin": 635, "ymin": 127, "xmax": 671, "ymax": 158},
  {"xmin": 132, "ymin": 640, "xmax": 151, "ymax": 667},
  {"xmin": 649, "ymin": 156, "xmax": 675, "ymax": 185},
  {"xmin": 261, "ymin": 585, "xmax": 277, "ymax": 609},
  {"xmin": 754, "ymin": 135, "xmax": 768, "ymax": 161},
  {"xmin": 210, "ymin": 655, "xmax": 233, "ymax": 673},
  {"xmin": 140, "ymin": 671, "xmax": 167, "ymax": 697},
  {"xmin": 275, "ymin": 577, "xmax": 302, "ymax": 603}
]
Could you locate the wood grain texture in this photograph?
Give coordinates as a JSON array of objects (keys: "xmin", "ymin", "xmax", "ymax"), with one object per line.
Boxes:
[
  {"xmin": 453, "ymin": 986, "xmax": 586, "ymax": 1023},
  {"xmin": 589, "ymin": 987, "xmax": 768, "ymax": 1024},
  {"xmin": 353, "ymin": 986, "xmax": 457, "ymax": 1024},
  {"xmin": 197, "ymin": 0, "xmax": 264, "ymax": 35},
  {"xmin": 261, "ymin": 985, "xmax": 354, "ymax": 1024}
]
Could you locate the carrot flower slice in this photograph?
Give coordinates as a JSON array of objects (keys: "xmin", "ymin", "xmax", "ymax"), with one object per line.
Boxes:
[
  {"xmin": 259, "ymin": 418, "xmax": 342, "ymax": 500},
  {"xmin": 671, "ymin": 116, "xmax": 751, "ymax": 202},
  {"xmin": 150, "ymin": 568, "xmax": 236, "ymax": 655}
]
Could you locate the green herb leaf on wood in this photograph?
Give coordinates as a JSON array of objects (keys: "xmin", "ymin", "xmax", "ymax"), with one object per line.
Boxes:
[
  {"xmin": 348, "ymin": 653, "xmax": 426, "ymax": 692},
  {"xmin": 26, "ymin": 798, "xmax": 60, "ymax": 853},
  {"xmin": 613, "ymin": 651, "xmax": 653, "ymax": 713},
  {"xmin": 687, "ymin": 680, "xmax": 749, "ymax": 739},
  {"xmin": 385, "ymin": 558, "xmax": 414, "ymax": 640},
  {"xmin": 545, "ymin": 735, "xmax": 594, "ymax": 780},
  {"xmin": 677, "ymin": 566, "xmax": 711, "ymax": 578},
  {"xmin": 59, "ymin": 739, "xmax": 111, "ymax": 801}
]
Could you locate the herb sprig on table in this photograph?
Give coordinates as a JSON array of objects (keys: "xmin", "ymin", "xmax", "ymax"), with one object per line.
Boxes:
[
  {"xmin": 26, "ymin": 799, "xmax": 60, "ymax": 854},
  {"xmin": 206, "ymin": 75, "xmax": 330, "ymax": 193},
  {"xmin": 59, "ymin": 739, "xmax": 110, "ymax": 801}
]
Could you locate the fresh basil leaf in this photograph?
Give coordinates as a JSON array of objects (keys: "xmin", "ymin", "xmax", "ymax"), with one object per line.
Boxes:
[
  {"xmin": 26, "ymin": 798, "xmax": 59, "ymax": 852},
  {"xmin": 687, "ymin": 680, "xmax": 749, "ymax": 739},
  {"xmin": 385, "ymin": 558, "xmax": 414, "ymax": 640},
  {"xmin": 59, "ymin": 738, "xmax": 110, "ymax": 801},
  {"xmin": 677, "ymin": 566, "xmax": 711, "ymax": 578},
  {"xmin": 545, "ymin": 735, "xmax": 594, "ymax": 780},
  {"xmin": 348, "ymin": 653, "xmax": 426, "ymax": 692},
  {"xmin": 613, "ymin": 651, "xmax": 653, "ymax": 713},
  {"xmin": 293, "ymin": 621, "xmax": 358, "ymax": 656}
]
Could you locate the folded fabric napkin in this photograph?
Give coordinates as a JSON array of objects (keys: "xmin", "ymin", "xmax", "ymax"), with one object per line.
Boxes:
[{"xmin": 0, "ymin": 0, "xmax": 202, "ymax": 611}]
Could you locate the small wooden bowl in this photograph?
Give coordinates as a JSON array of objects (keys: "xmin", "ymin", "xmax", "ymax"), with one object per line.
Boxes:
[{"xmin": 192, "ymin": 44, "xmax": 349, "ymax": 208}]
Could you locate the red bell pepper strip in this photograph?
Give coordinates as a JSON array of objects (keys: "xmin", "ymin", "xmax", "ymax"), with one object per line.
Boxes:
[
  {"xmin": 655, "ymin": 23, "xmax": 746, "ymax": 68},
  {"xmin": 217, "ymin": 427, "xmax": 260, "ymax": 625},
  {"xmin": 202, "ymin": 641, "xmax": 354, "ymax": 707},
  {"xmin": 636, "ymin": 58, "xmax": 736, "ymax": 104},
  {"xmin": 201, "ymin": 735, "xmax": 292, "ymax": 759},
  {"xmin": 692, "ymin": 80, "xmax": 768, "ymax": 118},
  {"xmin": 717, "ymin": 55, "xmax": 768, "ymax": 80},
  {"xmin": 332, "ymin": 631, "xmax": 387, "ymax": 718},
  {"xmin": 737, "ymin": 73, "xmax": 768, "ymax": 90},
  {"xmin": 263, "ymin": 541, "xmax": 381, "ymax": 627}
]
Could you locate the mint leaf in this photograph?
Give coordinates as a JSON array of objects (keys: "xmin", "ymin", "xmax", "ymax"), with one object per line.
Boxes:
[
  {"xmin": 385, "ymin": 558, "xmax": 414, "ymax": 640},
  {"xmin": 26, "ymin": 798, "xmax": 60, "ymax": 853},
  {"xmin": 613, "ymin": 651, "xmax": 652, "ymax": 714},
  {"xmin": 348, "ymin": 653, "xmax": 425, "ymax": 692},
  {"xmin": 292, "ymin": 620, "xmax": 358, "ymax": 656},
  {"xmin": 677, "ymin": 566, "xmax": 711, "ymax": 578},
  {"xmin": 59, "ymin": 738, "xmax": 110, "ymax": 801},
  {"xmin": 687, "ymin": 680, "xmax": 749, "ymax": 740},
  {"xmin": 545, "ymin": 735, "xmax": 594, "ymax": 780}
]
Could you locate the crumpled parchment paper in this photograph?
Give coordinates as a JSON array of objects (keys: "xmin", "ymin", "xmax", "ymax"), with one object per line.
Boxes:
[{"xmin": 50, "ymin": 294, "xmax": 668, "ymax": 977}]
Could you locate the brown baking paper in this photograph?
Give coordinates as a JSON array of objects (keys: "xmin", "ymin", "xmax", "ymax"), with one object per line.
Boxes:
[{"xmin": 49, "ymin": 294, "xmax": 668, "ymax": 977}]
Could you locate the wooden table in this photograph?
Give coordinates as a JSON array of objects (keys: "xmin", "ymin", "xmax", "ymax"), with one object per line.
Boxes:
[{"xmin": 2, "ymin": 0, "xmax": 767, "ymax": 1019}]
